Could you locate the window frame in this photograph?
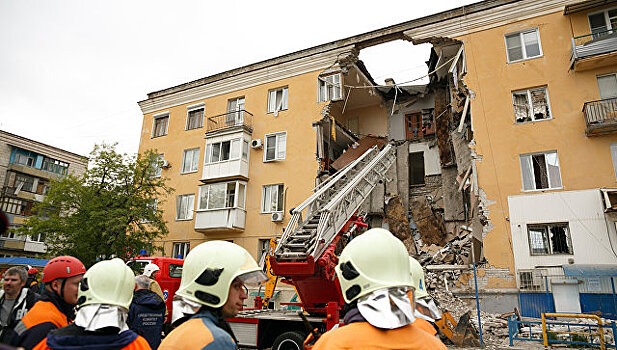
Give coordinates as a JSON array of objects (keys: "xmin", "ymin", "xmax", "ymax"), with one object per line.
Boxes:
[
  {"xmin": 505, "ymin": 28, "xmax": 543, "ymax": 63},
  {"xmin": 519, "ymin": 151, "xmax": 563, "ymax": 191},
  {"xmin": 588, "ymin": 8, "xmax": 617, "ymax": 37},
  {"xmin": 152, "ymin": 154, "xmax": 164, "ymax": 178},
  {"xmin": 267, "ymin": 87, "xmax": 289, "ymax": 114},
  {"xmin": 526, "ymin": 222, "xmax": 573, "ymax": 256},
  {"xmin": 318, "ymin": 73, "xmax": 343, "ymax": 102},
  {"xmin": 152, "ymin": 113, "xmax": 170, "ymax": 138},
  {"xmin": 186, "ymin": 104, "xmax": 205, "ymax": 130},
  {"xmin": 181, "ymin": 148, "xmax": 200, "ymax": 174},
  {"xmin": 264, "ymin": 132, "xmax": 287, "ymax": 162},
  {"xmin": 205, "ymin": 138, "xmax": 243, "ymax": 164},
  {"xmin": 176, "ymin": 194, "xmax": 195, "ymax": 221},
  {"xmin": 172, "ymin": 242, "xmax": 190, "ymax": 259},
  {"xmin": 512, "ymin": 86, "xmax": 552, "ymax": 123},
  {"xmin": 198, "ymin": 181, "xmax": 247, "ymax": 211},
  {"xmin": 261, "ymin": 184, "xmax": 284, "ymax": 213}
]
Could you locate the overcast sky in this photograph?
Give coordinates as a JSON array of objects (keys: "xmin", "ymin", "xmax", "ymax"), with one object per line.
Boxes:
[{"xmin": 0, "ymin": 1, "xmax": 478, "ymax": 157}]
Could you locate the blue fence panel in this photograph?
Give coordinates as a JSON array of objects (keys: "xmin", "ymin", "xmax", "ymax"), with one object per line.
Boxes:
[
  {"xmin": 519, "ymin": 292, "xmax": 555, "ymax": 318},
  {"xmin": 580, "ymin": 293, "xmax": 617, "ymax": 320}
]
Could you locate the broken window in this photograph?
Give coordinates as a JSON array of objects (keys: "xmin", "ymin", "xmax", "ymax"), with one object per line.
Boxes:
[
  {"xmin": 14, "ymin": 174, "xmax": 35, "ymax": 193},
  {"xmin": 13, "ymin": 149, "xmax": 36, "ymax": 167},
  {"xmin": 153, "ymin": 113, "xmax": 169, "ymax": 137},
  {"xmin": 520, "ymin": 151, "xmax": 562, "ymax": 191},
  {"xmin": 513, "ymin": 87, "xmax": 551, "ymax": 123},
  {"xmin": 527, "ymin": 223, "xmax": 572, "ymax": 255},
  {"xmin": 268, "ymin": 87, "xmax": 288, "ymax": 113},
  {"xmin": 318, "ymin": 73, "xmax": 342, "ymax": 102},
  {"xmin": 505, "ymin": 28, "xmax": 542, "ymax": 62},
  {"xmin": 186, "ymin": 105, "xmax": 204, "ymax": 130}
]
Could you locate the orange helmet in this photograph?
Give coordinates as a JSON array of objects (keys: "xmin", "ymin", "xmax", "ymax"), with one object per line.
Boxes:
[
  {"xmin": 42, "ymin": 256, "xmax": 86, "ymax": 283},
  {"xmin": 28, "ymin": 267, "xmax": 39, "ymax": 275}
]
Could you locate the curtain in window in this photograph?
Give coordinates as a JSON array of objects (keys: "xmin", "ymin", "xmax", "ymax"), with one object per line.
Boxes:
[
  {"xmin": 545, "ymin": 152, "xmax": 561, "ymax": 188},
  {"xmin": 520, "ymin": 155, "xmax": 534, "ymax": 190},
  {"xmin": 230, "ymin": 139, "xmax": 241, "ymax": 159},
  {"xmin": 237, "ymin": 183, "xmax": 246, "ymax": 209},
  {"xmin": 266, "ymin": 135, "xmax": 276, "ymax": 161},
  {"xmin": 207, "ymin": 183, "xmax": 225, "ymax": 209},
  {"xmin": 598, "ymin": 75, "xmax": 617, "ymax": 100},
  {"xmin": 522, "ymin": 31, "xmax": 540, "ymax": 57},
  {"xmin": 276, "ymin": 133, "xmax": 286, "ymax": 159},
  {"xmin": 528, "ymin": 227, "xmax": 549, "ymax": 254},
  {"xmin": 506, "ymin": 34, "xmax": 523, "ymax": 61},
  {"xmin": 177, "ymin": 195, "xmax": 194, "ymax": 220}
]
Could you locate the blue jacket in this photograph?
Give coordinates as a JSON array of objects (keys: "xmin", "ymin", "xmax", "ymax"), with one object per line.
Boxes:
[
  {"xmin": 40, "ymin": 324, "xmax": 150, "ymax": 350},
  {"xmin": 128, "ymin": 289, "xmax": 165, "ymax": 349}
]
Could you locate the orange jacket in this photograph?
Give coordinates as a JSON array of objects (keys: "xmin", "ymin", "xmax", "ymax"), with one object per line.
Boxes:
[
  {"xmin": 413, "ymin": 318, "xmax": 438, "ymax": 336},
  {"xmin": 13, "ymin": 300, "xmax": 70, "ymax": 349},
  {"xmin": 33, "ymin": 334, "xmax": 151, "ymax": 350},
  {"xmin": 311, "ymin": 321, "xmax": 447, "ymax": 350}
]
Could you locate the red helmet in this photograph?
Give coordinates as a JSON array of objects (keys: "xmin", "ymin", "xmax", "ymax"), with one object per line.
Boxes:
[
  {"xmin": 42, "ymin": 256, "xmax": 86, "ymax": 283},
  {"xmin": 28, "ymin": 267, "xmax": 39, "ymax": 275}
]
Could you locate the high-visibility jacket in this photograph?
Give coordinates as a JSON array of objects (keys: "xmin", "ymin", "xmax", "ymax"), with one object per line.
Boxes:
[
  {"xmin": 311, "ymin": 321, "xmax": 447, "ymax": 350},
  {"xmin": 13, "ymin": 299, "xmax": 71, "ymax": 350},
  {"xmin": 32, "ymin": 324, "xmax": 151, "ymax": 350},
  {"xmin": 159, "ymin": 309, "xmax": 236, "ymax": 350}
]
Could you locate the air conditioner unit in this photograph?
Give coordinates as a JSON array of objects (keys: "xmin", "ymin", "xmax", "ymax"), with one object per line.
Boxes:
[
  {"xmin": 161, "ymin": 159, "xmax": 171, "ymax": 168},
  {"xmin": 251, "ymin": 139, "xmax": 263, "ymax": 149},
  {"xmin": 271, "ymin": 212, "xmax": 283, "ymax": 222}
]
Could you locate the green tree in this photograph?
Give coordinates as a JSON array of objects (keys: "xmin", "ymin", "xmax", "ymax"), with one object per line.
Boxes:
[{"xmin": 18, "ymin": 144, "xmax": 174, "ymax": 267}]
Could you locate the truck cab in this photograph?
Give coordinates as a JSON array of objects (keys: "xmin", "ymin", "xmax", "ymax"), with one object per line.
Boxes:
[{"xmin": 127, "ymin": 256, "xmax": 184, "ymax": 324}]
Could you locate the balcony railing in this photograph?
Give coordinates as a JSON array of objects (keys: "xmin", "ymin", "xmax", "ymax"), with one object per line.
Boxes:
[
  {"xmin": 583, "ymin": 97, "xmax": 617, "ymax": 136},
  {"xmin": 571, "ymin": 29, "xmax": 617, "ymax": 70},
  {"xmin": 206, "ymin": 110, "xmax": 253, "ymax": 134}
]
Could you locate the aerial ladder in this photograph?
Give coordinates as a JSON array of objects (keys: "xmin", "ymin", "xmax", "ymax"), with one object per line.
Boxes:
[{"xmin": 270, "ymin": 143, "xmax": 396, "ymax": 316}]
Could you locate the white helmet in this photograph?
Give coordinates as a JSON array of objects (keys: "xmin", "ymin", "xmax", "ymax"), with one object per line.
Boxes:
[
  {"xmin": 409, "ymin": 256, "xmax": 429, "ymax": 299},
  {"xmin": 77, "ymin": 258, "xmax": 135, "ymax": 310},
  {"xmin": 143, "ymin": 263, "xmax": 160, "ymax": 278},
  {"xmin": 335, "ymin": 228, "xmax": 412, "ymax": 303},
  {"xmin": 176, "ymin": 241, "xmax": 267, "ymax": 308}
]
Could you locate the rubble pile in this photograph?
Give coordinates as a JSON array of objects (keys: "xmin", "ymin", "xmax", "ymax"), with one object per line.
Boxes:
[{"xmin": 416, "ymin": 231, "xmax": 473, "ymax": 267}]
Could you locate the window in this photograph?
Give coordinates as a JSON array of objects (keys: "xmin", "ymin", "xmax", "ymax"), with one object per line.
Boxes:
[
  {"xmin": 505, "ymin": 29, "xmax": 542, "ymax": 62},
  {"xmin": 198, "ymin": 181, "xmax": 246, "ymax": 210},
  {"xmin": 172, "ymin": 242, "xmax": 190, "ymax": 259},
  {"xmin": 176, "ymin": 194, "xmax": 194, "ymax": 220},
  {"xmin": 140, "ymin": 199, "xmax": 158, "ymax": 223},
  {"xmin": 41, "ymin": 157, "xmax": 69, "ymax": 175},
  {"xmin": 152, "ymin": 154, "xmax": 164, "ymax": 178},
  {"xmin": 520, "ymin": 151, "xmax": 562, "ymax": 191},
  {"xmin": 588, "ymin": 9, "xmax": 617, "ymax": 38},
  {"xmin": 181, "ymin": 148, "xmax": 200, "ymax": 173},
  {"xmin": 29, "ymin": 232, "xmax": 46, "ymax": 243},
  {"xmin": 513, "ymin": 87, "xmax": 551, "ymax": 123},
  {"xmin": 527, "ymin": 223, "xmax": 572, "ymax": 255},
  {"xmin": 258, "ymin": 239, "xmax": 271, "ymax": 266},
  {"xmin": 227, "ymin": 97, "xmax": 245, "ymax": 125},
  {"xmin": 0, "ymin": 197, "xmax": 31, "ymax": 216},
  {"xmin": 264, "ymin": 132, "xmax": 286, "ymax": 161},
  {"xmin": 611, "ymin": 144, "xmax": 617, "ymax": 180},
  {"xmin": 13, "ymin": 149, "xmax": 36, "ymax": 167},
  {"xmin": 409, "ymin": 152, "xmax": 425, "ymax": 186},
  {"xmin": 152, "ymin": 114, "xmax": 169, "ymax": 137},
  {"xmin": 262, "ymin": 184, "xmax": 284, "ymax": 213},
  {"xmin": 186, "ymin": 105, "xmax": 204, "ymax": 130},
  {"xmin": 205, "ymin": 139, "xmax": 242, "ymax": 164},
  {"xmin": 14, "ymin": 174, "xmax": 35, "ymax": 193},
  {"xmin": 319, "ymin": 73, "xmax": 342, "ymax": 102},
  {"xmin": 406, "ymin": 110, "xmax": 435, "ymax": 139},
  {"xmin": 598, "ymin": 74, "xmax": 617, "ymax": 100},
  {"xmin": 268, "ymin": 87, "xmax": 288, "ymax": 113}
]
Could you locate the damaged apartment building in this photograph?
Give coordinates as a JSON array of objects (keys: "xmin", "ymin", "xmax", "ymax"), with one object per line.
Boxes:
[{"xmin": 138, "ymin": 0, "xmax": 617, "ymax": 316}]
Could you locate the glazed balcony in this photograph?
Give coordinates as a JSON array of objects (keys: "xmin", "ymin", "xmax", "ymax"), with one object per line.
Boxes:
[
  {"xmin": 206, "ymin": 110, "xmax": 253, "ymax": 136},
  {"xmin": 584, "ymin": 98, "xmax": 617, "ymax": 136},
  {"xmin": 194, "ymin": 208, "xmax": 246, "ymax": 232},
  {"xmin": 571, "ymin": 30, "xmax": 617, "ymax": 71}
]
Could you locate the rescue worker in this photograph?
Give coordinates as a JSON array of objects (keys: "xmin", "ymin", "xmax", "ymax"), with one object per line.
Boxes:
[
  {"xmin": 26, "ymin": 267, "xmax": 41, "ymax": 295},
  {"xmin": 310, "ymin": 228, "xmax": 447, "ymax": 350},
  {"xmin": 11, "ymin": 256, "xmax": 86, "ymax": 349},
  {"xmin": 159, "ymin": 241, "xmax": 268, "ymax": 350},
  {"xmin": 409, "ymin": 257, "xmax": 440, "ymax": 336},
  {"xmin": 128, "ymin": 275, "xmax": 165, "ymax": 349},
  {"xmin": 0, "ymin": 266, "xmax": 38, "ymax": 342},
  {"xmin": 142, "ymin": 264, "xmax": 166, "ymax": 310},
  {"xmin": 33, "ymin": 258, "xmax": 150, "ymax": 350}
]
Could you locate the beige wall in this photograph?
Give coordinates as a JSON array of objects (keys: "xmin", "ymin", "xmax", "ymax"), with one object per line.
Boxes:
[{"xmin": 459, "ymin": 9, "xmax": 617, "ymax": 287}]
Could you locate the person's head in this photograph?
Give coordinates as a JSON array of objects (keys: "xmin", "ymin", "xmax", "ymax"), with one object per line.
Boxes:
[
  {"xmin": 176, "ymin": 240, "xmax": 267, "ymax": 318},
  {"xmin": 134, "ymin": 275, "xmax": 151, "ymax": 291},
  {"xmin": 3, "ymin": 266, "xmax": 27, "ymax": 299},
  {"xmin": 336, "ymin": 228, "xmax": 412, "ymax": 304},
  {"xmin": 27, "ymin": 267, "xmax": 39, "ymax": 278},
  {"xmin": 409, "ymin": 256, "xmax": 428, "ymax": 299},
  {"xmin": 42, "ymin": 256, "xmax": 86, "ymax": 305},
  {"xmin": 77, "ymin": 258, "xmax": 134, "ymax": 311},
  {"xmin": 143, "ymin": 263, "xmax": 160, "ymax": 279}
]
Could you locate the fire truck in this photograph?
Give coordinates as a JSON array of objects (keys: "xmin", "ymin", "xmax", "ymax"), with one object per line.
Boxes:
[{"xmin": 227, "ymin": 143, "xmax": 396, "ymax": 349}]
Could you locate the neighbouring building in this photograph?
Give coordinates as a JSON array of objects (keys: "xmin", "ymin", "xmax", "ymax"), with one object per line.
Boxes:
[
  {"xmin": 137, "ymin": 0, "xmax": 617, "ymax": 316},
  {"xmin": 0, "ymin": 130, "xmax": 88, "ymax": 258}
]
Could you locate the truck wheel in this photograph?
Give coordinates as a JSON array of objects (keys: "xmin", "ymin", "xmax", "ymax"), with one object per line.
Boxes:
[{"xmin": 272, "ymin": 331, "xmax": 305, "ymax": 350}]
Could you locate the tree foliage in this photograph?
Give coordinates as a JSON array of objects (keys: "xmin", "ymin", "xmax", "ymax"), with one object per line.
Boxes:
[{"xmin": 18, "ymin": 144, "xmax": 174, "ymax": 267}]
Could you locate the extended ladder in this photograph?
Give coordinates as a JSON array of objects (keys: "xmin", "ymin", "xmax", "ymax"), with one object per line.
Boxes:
[{"xmin": 274, "ymin": 143, "xmax": 396, "ymax": 262}]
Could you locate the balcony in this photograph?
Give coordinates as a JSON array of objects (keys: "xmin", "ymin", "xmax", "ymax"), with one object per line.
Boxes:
[
  {"xmin": 571, "ymin": 30, "xmax": 617, "ymax": 71},
  {"xmin": 583, "ymin": 98, "xmax": 617, "ymax": 136},
  {"xmin": 194, "ymin": 208, "xmax": 246, "ymax": 232},
  {"xmin": 206, "ymin": 109, "xmax": 253, "ymax": 136}
]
